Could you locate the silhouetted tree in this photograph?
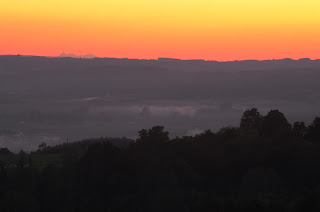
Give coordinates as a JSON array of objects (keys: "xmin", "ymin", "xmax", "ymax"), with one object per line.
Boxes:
[
  {"xmin": 293, "ymin": 122, "xmax": 307, "ymax": 138},
  {"xmin": 17, "ymin": 150, "xmax": 27, "ymax": 168},
  {"xmin": 28, "ymin": 155, "xmax": 33, "ymax": 168},
  {"xmin": 137, "ymin": 126, "xmax": 169, "ymax": 143},
  {"xmin": 262, "ymin": 110, "xmax": 292, "ymax": 138},
  {"xmin": 216, "ymin": 126, "xmax": 239, "ymax": 140},
  {"xmin": 194, "ymin": 129, "xmax": 215, "ymax": 142},
  {"xmin": 305, "ymin": 117, "xmax": 320, "ymax": 142},
  {"xmin": 0, "ymin": 147, "xmax": 13, "ymax": 155},
  {"xmin": 240, "ymin": 108, "xmax": 263, "ymax": 131},
  {"xmin": 38, "ymin": 142, "xmax": 47, "ymax": 151}
]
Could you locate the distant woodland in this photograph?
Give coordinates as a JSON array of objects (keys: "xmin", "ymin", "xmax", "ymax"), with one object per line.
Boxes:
[{"xmin": 1, "ymin": 108, "xmax": 320, "ymax": 211}]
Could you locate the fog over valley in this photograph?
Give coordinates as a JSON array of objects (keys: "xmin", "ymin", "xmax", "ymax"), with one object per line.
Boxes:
[{"xmin": 1, "ymin": 55, "xmax": 319, "ymax": 151}]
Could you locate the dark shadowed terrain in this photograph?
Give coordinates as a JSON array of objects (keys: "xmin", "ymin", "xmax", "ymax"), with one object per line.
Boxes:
[
  {"xmin": 1, "ymin": 55, "xmax": 320, "ymax": 151},
  {"xmin": 2, "ymin": 109, "xmax": 320, "ymax": 211}
]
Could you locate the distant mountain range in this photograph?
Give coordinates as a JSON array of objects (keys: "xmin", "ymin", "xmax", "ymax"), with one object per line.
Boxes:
[
  {"xmin": 1, "ymin": 54, "xmax": 318, "ymax": 64},
  {"xmin": 58, "ymin": 53, "xmax": 96, "ymax": 58},
  {"xmin": 1, "ymin": 55, "xmax": 319, "ymax": 73}
]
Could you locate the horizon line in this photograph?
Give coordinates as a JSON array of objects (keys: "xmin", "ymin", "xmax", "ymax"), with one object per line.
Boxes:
[{"xmin": 0, "ymin": 54, "xmax": 318, "ymax": 63}]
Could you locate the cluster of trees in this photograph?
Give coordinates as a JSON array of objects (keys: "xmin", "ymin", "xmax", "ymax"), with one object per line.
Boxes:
[
  {"xmin": 240, "ymin": 108, "xmax": 320, "ymax": 141},
  {"xmin": 1, "ymin": 108, "xmax": 320, "ymax": 211}
]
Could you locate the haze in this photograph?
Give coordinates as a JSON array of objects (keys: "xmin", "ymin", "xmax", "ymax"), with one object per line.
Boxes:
[{"xmin": 1, "ymin": 55, "xmax": 320, "ymax": 151}]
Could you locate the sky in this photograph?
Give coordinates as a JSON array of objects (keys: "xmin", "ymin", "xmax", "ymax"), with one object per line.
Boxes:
[{"xmin": 1, "ymin": 0, "xmax": 320, "ymax": 61}]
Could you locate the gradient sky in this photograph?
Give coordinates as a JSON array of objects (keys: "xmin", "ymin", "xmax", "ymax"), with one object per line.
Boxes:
[{"xmin": 1, "ymin": 0, "xmax": 320, "ymax": 60}]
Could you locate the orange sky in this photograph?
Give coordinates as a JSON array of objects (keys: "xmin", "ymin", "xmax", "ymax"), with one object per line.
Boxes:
[{"xmin": 1, "ymin": 0, "xmax": 320, "ymax": 61}]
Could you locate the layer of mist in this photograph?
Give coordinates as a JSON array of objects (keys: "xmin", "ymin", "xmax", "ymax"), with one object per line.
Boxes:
[{"xmin": 1, "ymin": 55, "xmax": 319, "ymax": 151}]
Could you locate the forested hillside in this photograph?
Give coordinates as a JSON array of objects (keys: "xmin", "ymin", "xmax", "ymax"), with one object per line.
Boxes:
[{"xmin": 1, "ymin": 108, "xmax": 320, "ymax": 211}]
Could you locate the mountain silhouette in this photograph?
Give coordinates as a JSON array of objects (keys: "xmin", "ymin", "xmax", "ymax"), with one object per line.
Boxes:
[{"xmin": 59, "ymin": 53, "xmax": 96, "ymax": 58}]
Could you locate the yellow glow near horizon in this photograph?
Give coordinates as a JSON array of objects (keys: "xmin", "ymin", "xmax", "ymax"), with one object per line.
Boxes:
[{"xmin": 1, "ymin": 0, "xmax": 320, "ymax": 60}]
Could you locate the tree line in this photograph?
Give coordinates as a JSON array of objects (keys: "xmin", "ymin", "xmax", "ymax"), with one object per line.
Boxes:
[{"xmin": 1, "ymin": 108, "xmax": 320, "ymax": 211}]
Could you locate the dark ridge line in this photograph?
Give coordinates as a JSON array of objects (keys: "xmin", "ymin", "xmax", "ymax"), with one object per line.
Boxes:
[{"xmin": 0, "ymin": 54, "xmax": 319, "ymax": 63}]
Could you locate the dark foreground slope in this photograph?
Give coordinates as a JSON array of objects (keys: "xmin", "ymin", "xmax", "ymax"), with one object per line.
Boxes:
[{"xmin": 1, "ymin": 109, "xmax": 320, "ymax": 211}]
